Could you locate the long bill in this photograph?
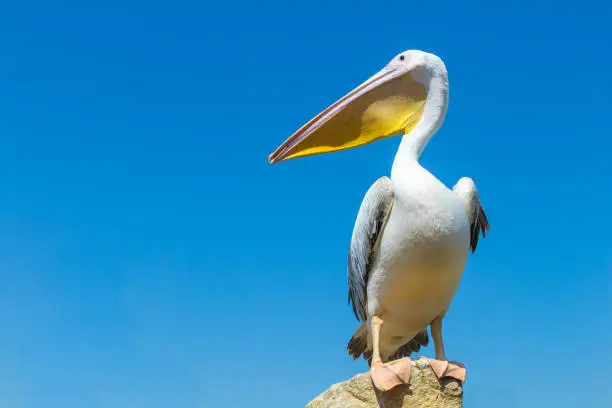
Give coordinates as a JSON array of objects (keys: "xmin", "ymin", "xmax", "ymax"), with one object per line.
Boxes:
[{"xmin": 268, "ymin": 65, "xmax": 428, "ymax": 165}]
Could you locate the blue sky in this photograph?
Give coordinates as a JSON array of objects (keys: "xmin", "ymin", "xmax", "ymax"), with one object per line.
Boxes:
[{"xmin": 0, "ymin": 1, "xmax": 610, "ymax": 407}]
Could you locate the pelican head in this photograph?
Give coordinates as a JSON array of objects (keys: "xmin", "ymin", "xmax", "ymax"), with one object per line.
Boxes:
[{"xmin": 268, "ymin": 50, "xmax": 447, "ymax": 165}]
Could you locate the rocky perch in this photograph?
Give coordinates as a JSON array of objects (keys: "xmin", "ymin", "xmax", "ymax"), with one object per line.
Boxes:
[{"xmin": 306, "ymin": 358, "xmax": 463, "ymax": 408}]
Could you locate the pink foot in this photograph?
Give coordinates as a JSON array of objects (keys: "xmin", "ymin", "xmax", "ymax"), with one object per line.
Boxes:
[
  {"xmin": 370, "ymin": 357, "xmax": 413, "ymax": 391},
  {"xmin": 423, "ymin": 358, "xmax": 466, "ymax": 382}
]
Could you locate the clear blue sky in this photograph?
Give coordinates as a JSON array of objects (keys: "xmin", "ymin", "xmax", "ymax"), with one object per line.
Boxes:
[{"xmin": 0, "ymin": 1, "xmax": 610, "ymax": 407}]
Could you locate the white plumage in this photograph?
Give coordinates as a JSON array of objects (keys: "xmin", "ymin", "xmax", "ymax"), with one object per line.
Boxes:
[
  {"xmin": 345, "ymin": 52, "xmax": 489, "ymax": 383},
  {"xmin": 269, "ymin": 50, "xmax": 490, "ymax": 391}
]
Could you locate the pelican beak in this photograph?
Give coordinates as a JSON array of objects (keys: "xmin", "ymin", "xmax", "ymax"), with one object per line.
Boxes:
[{"xmin": 268, "ymin": 65, "xmax": 427, "ymax": 165}]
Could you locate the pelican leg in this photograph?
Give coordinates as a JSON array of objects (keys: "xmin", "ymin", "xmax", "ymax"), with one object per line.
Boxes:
[
  {"xmin": 369, "ymin": 316, "xmax": 413, "ymax": 391},
  {"xmin": 424, "ymin": 317, "xmax": 466, "ymax": 382}
]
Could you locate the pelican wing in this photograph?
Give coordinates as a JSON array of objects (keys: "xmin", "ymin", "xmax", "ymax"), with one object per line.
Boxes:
[
  {"xmin": 348, "ymin": 176, "xmax": 394, "ymax": 321},
  {"xmin": 453, "ymin": 177, "xmax": 491, "ymax": 253}
]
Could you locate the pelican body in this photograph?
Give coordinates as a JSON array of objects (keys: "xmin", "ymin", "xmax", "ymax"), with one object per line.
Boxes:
[
  {"xmin": 269, "ymin": 50, "xmax": 489, "ymax": 391},
  {"xmin": 368, "ymin": 166, "xmax": 469, "ymax": 360}
]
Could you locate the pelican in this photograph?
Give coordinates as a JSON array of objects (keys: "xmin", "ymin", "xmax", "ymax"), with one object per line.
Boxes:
[{"xmin": 268, "ymin": 50, "xmax": 490, "ymax": 391}]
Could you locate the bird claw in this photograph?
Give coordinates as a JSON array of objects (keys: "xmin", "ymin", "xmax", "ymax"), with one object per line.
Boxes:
[
  {"xmin": 370, "ymin": 357, "xmax": 413, "ymax": 391},
  {"xmin": 423, "ymin": 358, "xmax": 466, "ymax": 382}
]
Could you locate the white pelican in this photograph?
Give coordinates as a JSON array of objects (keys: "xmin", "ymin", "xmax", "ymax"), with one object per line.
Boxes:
[{"xmin": 269, "ymin": 50, "xmax": 490, "ymax": 391}]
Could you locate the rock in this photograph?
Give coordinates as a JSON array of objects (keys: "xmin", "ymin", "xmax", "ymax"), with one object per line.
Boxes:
[{"xmin": 306, "ymin": 358, "xmax": 463, "ymax": 408}]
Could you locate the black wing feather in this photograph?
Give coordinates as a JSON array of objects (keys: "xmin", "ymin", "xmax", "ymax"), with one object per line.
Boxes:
[{"xmin": 347, "ymin": 177, "xmax": 394, "ymax": 322}]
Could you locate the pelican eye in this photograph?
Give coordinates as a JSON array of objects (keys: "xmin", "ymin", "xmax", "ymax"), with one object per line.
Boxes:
[{"xmin": 399, "ymin": 55, "xmax": 405, "ymax": 61}]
